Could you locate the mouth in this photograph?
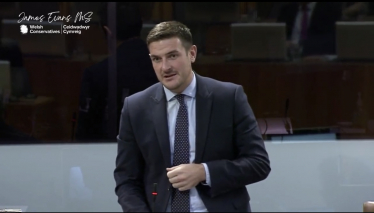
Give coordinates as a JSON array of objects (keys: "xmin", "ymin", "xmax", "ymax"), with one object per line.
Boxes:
[{"xmin": 164, "ymin": 73, "xmax": 177, "ymax": 79}]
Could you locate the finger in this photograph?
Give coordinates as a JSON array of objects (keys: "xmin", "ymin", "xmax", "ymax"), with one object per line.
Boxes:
[
  {"xmin": 166, "ymin": 171, "xmax": 174, "ymax": 179},
  {"xmin": 178, "ymin": 187, "xmax": 187, "ymax": 191},
  {"xmin": 166, "ymin": 166, "xmax": 180, "ymax": 172},
  {"xmin": 178, "ymin": 184, "xmax": 191, "ymax": 191},
  {"xmin": 171, "ymin": 173, "xmax": 187, "ymax": 183},
  {"xmin": 167, "ymin": 164, "xmax": 182, "ymax": 171},
  {"xmin": 179, "ymin": 179, "xmax": 200, "ymax": 191},
  {"xmin": 167, "ymin": 169, "xmax": 179, "ymax": 179},
  {"xmin": 167, "ymin": 165, "xmax": 185, "ymax": 178},
  {"xmin": 172, "ymin": 182, "xmax": 185, "ymax": 189},
  {"xmin": 169, "ymin": 176, "xmax": 180, "ymax": 184}
]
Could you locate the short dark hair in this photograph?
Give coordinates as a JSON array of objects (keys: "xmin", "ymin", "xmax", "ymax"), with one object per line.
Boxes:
[
  {"xmin": 98, "ymin": 2, "xmax": 143, "ymax": 41},
  {"xmin": 146, "ymin": 21, "xmax": 193, "ymax": 50}
]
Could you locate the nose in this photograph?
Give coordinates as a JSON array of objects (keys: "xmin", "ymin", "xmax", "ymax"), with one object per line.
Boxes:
[{"xmin": 161, "ymin": 58, "xmax": 171, "ymax": 72}]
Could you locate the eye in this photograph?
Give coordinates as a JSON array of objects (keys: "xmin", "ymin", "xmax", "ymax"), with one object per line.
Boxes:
[
  {"xmin": 169, "ymin": 54, "xmax": 177, "ymax": 59},
  {"xmin": 152, "ymin": 57, "xmax": 161, "ymax": 62}
]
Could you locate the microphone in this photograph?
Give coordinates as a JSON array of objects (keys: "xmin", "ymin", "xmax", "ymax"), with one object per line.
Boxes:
[
  {"xmin": 285, "ymin": 99, "xmax": 289, "ymax": 115},
  {"xmin": 284, "ymin": 99, "xmax": 291, "ymax": 134},
  {"xmin": 152, "ymin": 183, "xmax": 158, "ymax": 212},
  {"xmin": 71, "ymin": 112, "xmax": 77, "ymax": 141}
]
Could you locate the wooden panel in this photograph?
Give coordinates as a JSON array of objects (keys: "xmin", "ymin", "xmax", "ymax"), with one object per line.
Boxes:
[
  {"xmin": 21, "ymin": 57, "xmax": 96, "ymax": 141},
  {"xmin": 4, "ymin": 97, "xmax": 56, "ymax": 140},
  {"xmin": 151, "ymin": 2, "xmax": 173, "ymax": 22},
  {"xmin": 59, "ymin": 2, "xmax": 72, "ymax": 17},
  {"xmin": 239, "ymin": 2, "xmax": 257, "ymax": 14},
  {"xmin": 193, "ymin": 61, "xmax": 374, "ymax": 130},
  {"xmin": 73, "ymin": 24, "xmax": 108, "ymax": 56},
  {"xmin": 139, "ymin": 2, "xmax": 156, "ymax": 21},
  {"xmin": 17, "ymin": 56, "xmax": 374, "ymax": 141}
]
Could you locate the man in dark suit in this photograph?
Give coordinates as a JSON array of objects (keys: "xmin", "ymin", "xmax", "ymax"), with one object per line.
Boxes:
[
  {"xmin": 277, "ymin": 2, "xmax": 342, "ymax": 57},
  {"xmin": 114, "ymin": 21, "xmax": 271, "ymax": 212},
  {"xmin": 75, "ymin": 2, "xmax": 158, "ymax": 142}
]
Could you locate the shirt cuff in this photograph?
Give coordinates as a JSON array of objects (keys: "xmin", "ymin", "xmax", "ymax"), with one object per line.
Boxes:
[{"xmin": 201, "ymin": 163, "xmax": 211, "ymax": 187}]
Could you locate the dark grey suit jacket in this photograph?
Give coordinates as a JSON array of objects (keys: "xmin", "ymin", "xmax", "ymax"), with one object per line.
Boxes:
[{"xmin": 114, "ymin": 73, "xmax": 271, "ymax": 212}]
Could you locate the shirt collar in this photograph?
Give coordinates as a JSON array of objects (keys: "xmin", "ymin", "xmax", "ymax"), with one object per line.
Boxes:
[{"xmin": 163, "ymin": 72, "xmax": 196, "ymax": 102}]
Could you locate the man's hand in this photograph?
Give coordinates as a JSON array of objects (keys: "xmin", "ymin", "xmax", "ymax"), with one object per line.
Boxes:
[{"xmin": 166, "ymin": 164, "xmax": 206, "ymax": 191}]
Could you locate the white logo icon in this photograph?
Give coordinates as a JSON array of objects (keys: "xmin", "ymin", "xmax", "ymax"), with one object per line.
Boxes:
[{"xmin": 20, "ymin": 25, "xmax": 28, "ymax": 34}]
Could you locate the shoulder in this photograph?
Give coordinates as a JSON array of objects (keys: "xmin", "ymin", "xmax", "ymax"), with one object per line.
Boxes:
[
  {"xmin": 125, "ymin": 82, "xmax": 161, "ymax": 104},
  {"xmin": 197, "ymin": 74, "xmax": 241, "ymax": 94},
  {"xmin": 121, "ymin": 83, "xmax": 160, "ymax": 117}
]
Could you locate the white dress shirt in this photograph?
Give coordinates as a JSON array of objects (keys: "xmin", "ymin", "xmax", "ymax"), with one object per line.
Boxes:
[{"xmin": 163, "ymin": 72, "xmax": 211, "ymax": 212}]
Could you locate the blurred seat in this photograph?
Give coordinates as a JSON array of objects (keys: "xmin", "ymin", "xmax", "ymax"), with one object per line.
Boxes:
[{"xmin": 364, "ymin": 201, "xmax": 374, "ymax": 212}]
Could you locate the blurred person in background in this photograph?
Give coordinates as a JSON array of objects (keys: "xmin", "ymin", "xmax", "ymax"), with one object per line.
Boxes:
[
  {"xmin": 277, "ymin": 2, "xmax": 342, "ymax": 60},
  {"xmin": 75, "ymin": 2, "xmax": 158, "ymax": 142}
]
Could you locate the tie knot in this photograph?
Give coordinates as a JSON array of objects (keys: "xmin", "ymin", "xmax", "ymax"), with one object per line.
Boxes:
[{"xmin": 174, "ymin": 94, "xmax": 185, "ymax": 104}]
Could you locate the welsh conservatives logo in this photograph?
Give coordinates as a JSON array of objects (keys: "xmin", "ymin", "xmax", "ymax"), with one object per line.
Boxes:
[
  {"xmin": 20, "ymin": 25, "xmax": 28, "ymax": 34},
  {"xmin": 17, "ymin": 11, "xmax": 92, "ymax": 35}
]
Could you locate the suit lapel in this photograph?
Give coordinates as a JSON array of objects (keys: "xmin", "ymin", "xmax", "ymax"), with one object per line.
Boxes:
[
  {"xmin": 151, "ymin": 84, "xmax": 172, "ymax": 168},
  {"xmin": 150, "ymin": 75, "xmax": 213, "ymax": 166},
  {"xmin": 194, "ymin": 74, "xmax": 213, "ymax": 163}
]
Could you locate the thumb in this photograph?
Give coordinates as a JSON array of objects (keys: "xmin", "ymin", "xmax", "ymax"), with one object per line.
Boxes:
[
  {"xmin": 166, "ymin": 165, "xmax": 181, "ymax": 171},
  {"xmin": 166, "ymin": 167, "xmax": 175, "ymax": 171}
]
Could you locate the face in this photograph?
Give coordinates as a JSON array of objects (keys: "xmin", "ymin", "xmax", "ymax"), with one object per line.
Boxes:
[{"xmin": 149, "ymin": 37, "xmax": 197, "ymax": 94}]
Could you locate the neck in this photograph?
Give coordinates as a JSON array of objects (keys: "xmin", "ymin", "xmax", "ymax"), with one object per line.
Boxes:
[{"xmin": 181, "ymin": 71, "xmax": 194, "ymax": 93}]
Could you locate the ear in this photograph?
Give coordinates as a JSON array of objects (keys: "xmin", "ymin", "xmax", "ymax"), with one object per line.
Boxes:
[
  {"xmin": 189, "ymin": 45, "xmax": 197, "ymax": 63},
  {"xmin": 103, "ymin": 26, "xmax": 112, "ymax": 37}
]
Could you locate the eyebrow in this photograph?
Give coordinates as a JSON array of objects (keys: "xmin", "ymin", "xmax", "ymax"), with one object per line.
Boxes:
[{"xmin": 149, "ymin": 50, "xmax": 179, "ymax": 58}]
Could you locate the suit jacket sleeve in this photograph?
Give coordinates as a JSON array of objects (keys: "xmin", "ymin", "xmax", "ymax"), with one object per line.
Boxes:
[
  {"xmin": 205, "ymin": 85, "xmax": 271, "ymax": 197},
  {"xmin": 114, "ymin": 98, "xmax": 150, "ymax": 212}
]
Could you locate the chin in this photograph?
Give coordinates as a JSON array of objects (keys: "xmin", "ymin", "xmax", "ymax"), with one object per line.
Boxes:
[
  {"xmin": 164, "ymin": 83, "xmax": 180, "ymax": 92},
  {"xmin": 164, "ymin": 84, "xmax": 177, "ymax": 91}
]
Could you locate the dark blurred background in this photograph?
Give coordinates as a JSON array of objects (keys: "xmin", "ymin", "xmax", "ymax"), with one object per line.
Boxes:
[{"xmin": 1, "ymin": 2, "xmax": 374, "ymax": 144}]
